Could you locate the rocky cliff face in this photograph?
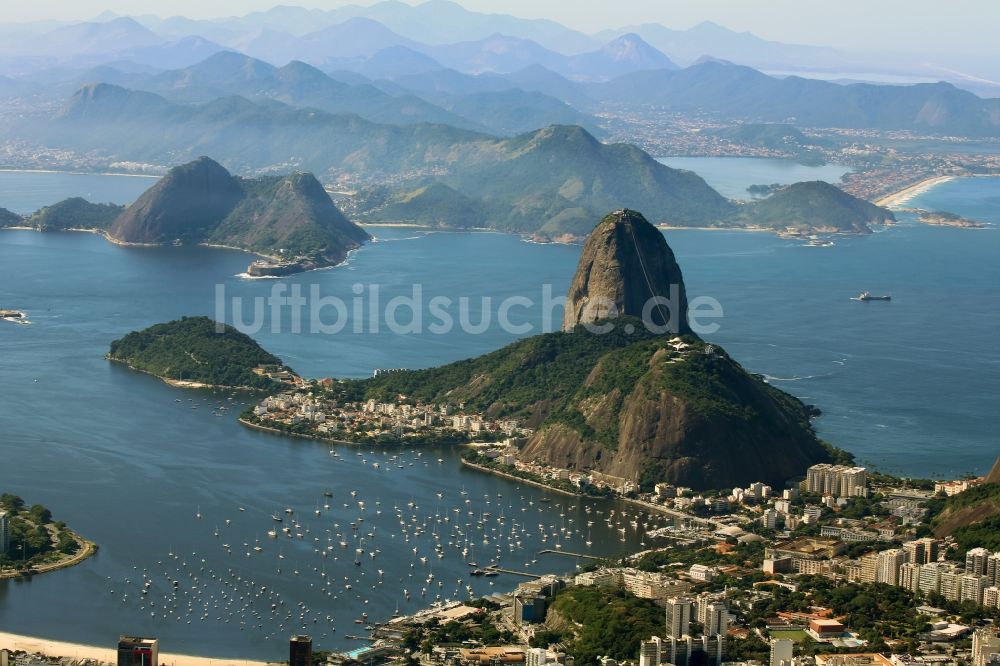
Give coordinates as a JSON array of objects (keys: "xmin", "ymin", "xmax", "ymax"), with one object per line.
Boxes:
[
  {"xmin": 987, "ymin": 456, "xmax": 1000, "ymax": 485},
  {"xmin": 563, "ymin": 209, "xmax": 690, "ymax": 334},
  {"xmin": 516, "ymin": 339, "xmax": 832, "ymax": 489},
  {"xmin": 109, "ymin": 156, "xmax": 244, "ymax": 244}
]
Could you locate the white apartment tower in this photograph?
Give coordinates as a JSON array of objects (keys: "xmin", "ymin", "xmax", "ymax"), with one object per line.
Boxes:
[
  {"xmin": 877, "ymin": 548, "xmax": 906, "ymax": 585},
  {"xmin": 665, "ymin": 597, "xmax": 692, "ymax": 639},
  {"xmin": 968, "ymin": 548, "xmax": 991, "ymax": 576}
]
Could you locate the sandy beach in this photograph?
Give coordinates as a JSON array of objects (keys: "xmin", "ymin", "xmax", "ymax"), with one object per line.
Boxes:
[
  {"xmin": 0, "ymin": 631, "xmax": 275, "ymax": 665},
  {"xmin": 875, "ymin": 175, "xmax": 955, "ymax": 208}
]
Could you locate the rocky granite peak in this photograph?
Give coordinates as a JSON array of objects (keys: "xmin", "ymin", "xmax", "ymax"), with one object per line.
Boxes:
[{"xmin": 563, "ymin": 209, "xmax": 690, "ymax": 334}]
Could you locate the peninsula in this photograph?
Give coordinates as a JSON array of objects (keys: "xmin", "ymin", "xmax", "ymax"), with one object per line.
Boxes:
[
  {"xmin": 107, "ymin": 316, "xmax": 298, "ymax": 390},
  {"xmin": 242, "ymin": 209, "xmax": 840, "ymax": 490},
  {"xmin": 0, "ymin": 492, "xmax": 96, "ymax": 579}
]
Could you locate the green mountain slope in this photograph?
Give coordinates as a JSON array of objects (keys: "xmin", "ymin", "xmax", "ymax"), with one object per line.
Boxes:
[
  {"xmin": 358, "ymin": 125, "xmax": 737, "ymax": 237},
  {"xmin": 0, "ymin": 207, "xmax": 22, "ymax": 227},
  {"xmin": 24, "ymin": 198, "xmax": 124, "ymax": 231}
]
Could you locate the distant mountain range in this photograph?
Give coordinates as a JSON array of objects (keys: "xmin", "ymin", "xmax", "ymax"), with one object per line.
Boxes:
[
  {"xmin": 590, "ymin": 61, "xmax": 1000, "ymax": 136},
  {"xmin": 2, "ymin": 78, "xmax": 899, "ymax": 239},
  {"xmin": 2, "ymin": 3, "xmax": 997, "ymax": 96}
]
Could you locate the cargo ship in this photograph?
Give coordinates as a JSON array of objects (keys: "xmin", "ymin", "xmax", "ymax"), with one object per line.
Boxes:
[{"xmin": 853, "ymin": 291, "xmax": 891, "ymax": 301}]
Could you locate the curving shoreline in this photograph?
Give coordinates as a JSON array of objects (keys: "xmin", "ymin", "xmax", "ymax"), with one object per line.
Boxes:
[
  {"xmin": 459, "ymin": 458, "xmax": 580, "ymax": 497},
  {"xmin": 0, "ymin": 531, "xmax": 97, "ymax": 581},
  {"xmin": 875, "ymin": 175, "xmax": 956, "ymax": 209}
]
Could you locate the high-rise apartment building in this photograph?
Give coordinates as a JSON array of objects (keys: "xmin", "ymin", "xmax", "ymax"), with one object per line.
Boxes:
[
  {"xmin": 805, "ymin": 464, "xmax": 868, "ymax": 498},
  {"xmin": 877, "ymin": 548, "xmax": 906, "ymax": 585},
  {"xmin": 290, "ymin": 635, "xmax": 312, "ymax": 666},
  {"xmin": 665, "ymin": 597, "xmax": 692, "ymax": 639}
]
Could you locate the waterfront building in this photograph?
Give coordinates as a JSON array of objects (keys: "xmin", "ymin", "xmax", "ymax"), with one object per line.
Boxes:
[
  {"xmin": 513, "ymin": 595, "xmax": 547, "ymax": 625},
  {"xmin": 117, "ymin": 637, "xmax": 158, "ymax": 666},
  {"xmin": 770, "ymin": 638, "xmax": 794, "ymax": 666},
  {"xmin": 574, "ymin": 569, "xmax": 621, "ymax": 588},
  {"xmin": 665, "ymin": 596, "xmax": 692, "ymax": 638},
  {"xmin": 290, "ymin": 635, "xmax": 312, "ymax": 666},
  {"xmin": 805, "ymin": 464, "xmax": 868, "ymax": 498}
]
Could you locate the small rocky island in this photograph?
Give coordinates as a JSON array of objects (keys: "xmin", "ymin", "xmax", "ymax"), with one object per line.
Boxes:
[
  {"xmin": 107, "ymin": 316, "xmax": 298, "ymax": 389},
  {"xmin": 918, "ymin": 210, "xmax": 988, "ymax": 228},
  {"xmin": 0, "ymin": 492, "xmax": 96, "ymax": 578}
]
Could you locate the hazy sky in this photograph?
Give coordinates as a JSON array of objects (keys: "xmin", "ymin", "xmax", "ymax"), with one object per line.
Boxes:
[{"xmin": 1, "ymin": 0, "xmax": 995, "ymax": 56}]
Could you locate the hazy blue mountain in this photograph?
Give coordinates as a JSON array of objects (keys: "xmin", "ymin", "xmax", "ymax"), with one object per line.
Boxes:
[
  {"xmin": 131, "ymin": 52, "xmax": 481, "ymax": 128},
  {"xmin": 386, "ymin": 68, "xmax": 520, "ymax": 99},
  {"xmin": 325, "ymin": 46, "xmax": 444, "ymax": 79},
  {"xmin": 423, "ymin": 33, "xmax": 674, "ymax": 81},
  {"xmin": 229, "ymin": 0, "xmax": 598, "ymax": 53},
  {"xmin": 15, "ymin": 83, "xmax": 489, "ymax": 175},
  {"xmin": 1, "ymin": 17, "xmax": 164, "ymax": 60},
  {"xmin": 116, "ymin": 36, "xmax": 228, "ymax": 69},
  {"xmin": 502, "ymin": 65, "xmax": 595, "ymax": 108},
  {"xmin": 390, "ymin": 65, "xmax": 591, "ymax": 108},
  {"xmin": 242, "ymin": 18, "xmax": 419, "ymax": 65},
  {"xmin": 560, "ymin": 34, "xmax": 677, "ymax": 80},
  {"xmin": 354, "ymin": 0, "xmax": 597, "ymax": 53},
  {"xmin": 594, "ymin": 61, "xmax": 1000, "ymax": 136},
  {"xmin": 596, "ymin": 20, "xmax": 846, "ymax": 69},
  {"xmin": 446, "ymin": 89, "xmax": 603, "ymax": 136},
  {"xmin": 424, "ymin": 34, "xmax": 566, "ymax": 74}
]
